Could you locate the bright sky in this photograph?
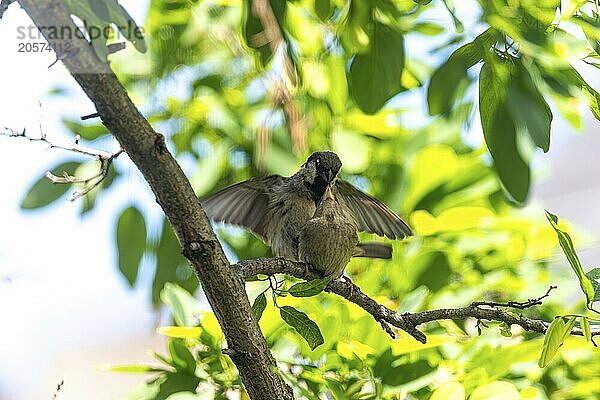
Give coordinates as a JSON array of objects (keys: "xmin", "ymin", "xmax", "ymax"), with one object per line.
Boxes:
[
  {"xmin": 0, "ymin": 2, "xmax": 164, "ymax": 399},
  {"xmin": 1, "ymin": 2, "xmax": 600, "ymax": 400}
]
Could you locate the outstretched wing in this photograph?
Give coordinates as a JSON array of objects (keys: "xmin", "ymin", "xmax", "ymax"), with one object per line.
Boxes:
[
  {"xmin": 336, "ymin": 179, "xmax": 413, "ymax": 239},
  {"xmin": 200, "ymin": 175, "xmax": 285, "ymax": 240}
]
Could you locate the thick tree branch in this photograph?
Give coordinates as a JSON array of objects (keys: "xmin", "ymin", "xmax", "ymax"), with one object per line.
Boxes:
[
  {"xmin": 235, "ymin": 258, "xmax": 600, "ymax": 342},
  {"xmin": 15, "ymin": 1, "xmax": 293, "ymax": 399}
]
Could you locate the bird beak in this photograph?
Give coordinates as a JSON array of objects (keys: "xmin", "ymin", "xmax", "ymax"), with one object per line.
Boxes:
[
  {"xmin": 324, "ymin": 185, "xmax": 334, "ymax": 201},
  {"xmin": 319, "ymin": 169, "xmax": 334, "ymax": 184}
]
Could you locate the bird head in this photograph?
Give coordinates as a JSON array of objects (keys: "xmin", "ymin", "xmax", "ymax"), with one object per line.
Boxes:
[{"xmin": 299, "ymin": 151, "xmax": 342, "ymax": 203}]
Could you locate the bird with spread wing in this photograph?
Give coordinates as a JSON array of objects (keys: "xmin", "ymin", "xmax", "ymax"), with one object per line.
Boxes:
[{"xmin": 201, "ymin": 151, "xmax": 412, "ymax": 273}]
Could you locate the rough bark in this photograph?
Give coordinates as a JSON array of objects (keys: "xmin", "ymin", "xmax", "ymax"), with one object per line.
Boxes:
[{"xmin": 16, "ymin": 1, "xmax": 293, "ymax": 398}]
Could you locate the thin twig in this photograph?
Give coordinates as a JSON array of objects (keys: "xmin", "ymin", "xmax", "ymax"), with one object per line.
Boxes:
[
  {"xmin": 234, "ymin": 258, "xmax": 600, "ymax": 343},
  {"xmin": 1, "ymin": 126, "xmax": 123, "ymax": 200},
  {"xmin": 81, "ymin": 112, "xmax": 100, "ymax": 121},
  {"xmin": 50, "ymin": 379, "xmax": 64, "ymax": 400},
  {"xmin": 472, "ymin": 285, "xmax": 557, "ymax": 309}
]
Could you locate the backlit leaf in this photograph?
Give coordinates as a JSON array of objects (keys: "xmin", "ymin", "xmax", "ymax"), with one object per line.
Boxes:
[
  {"xmin": 348, "ymin": 22, "xmax": 405, "ymax": 114},
  {"xmin": 116, "ymin": 206, "xmax": 146, "ymax": 286},
  {"xmin": 21, "ymin": 161, "xmax": 80, "ymax": 209}
]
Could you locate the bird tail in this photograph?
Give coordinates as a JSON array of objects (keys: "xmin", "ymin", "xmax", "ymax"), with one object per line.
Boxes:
[{"xmin": 353, "ymin": 242, "xmax": 392, "ymax": 259}]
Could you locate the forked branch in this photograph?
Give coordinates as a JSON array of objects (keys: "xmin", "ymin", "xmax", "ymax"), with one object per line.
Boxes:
[{"xmin": 1, "ymin": 126, "xmax": 123, "ymax": 199}]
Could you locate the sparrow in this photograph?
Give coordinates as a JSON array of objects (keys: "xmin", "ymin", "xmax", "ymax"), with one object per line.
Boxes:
[
  {"xmin": 298, "ymin": 184, "xmax": 363, "ymax": 279},
  {"xmin": 201, "ymin": 151, "xmax": 412, "ymax": 261}
]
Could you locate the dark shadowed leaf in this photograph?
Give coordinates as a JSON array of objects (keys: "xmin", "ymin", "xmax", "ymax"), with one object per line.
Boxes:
[
  {"xmin": 116, "ymin": 205, "xmax": 146, "ymax": 286},
  {"xmin": 252, "ymin": 292, "xmax": 267, "ymax": 321},
  {"xmin": 155, "ymin": 372, "xmax": 201, "ymax": 400},
  {"xmin": 507, "ymin": 64, "xmax": 552, "ymax": 152},
  {"xmin": 373, "ymin": 349, "xmax": 434, "ymax": 386},
  {"xmin": 21, "ymin": 161, "xmax": 80, "ymax": 209},
  {"xmin": 280, "ymin": 306, "xmax": 324, "ymax": 350},
  {"xmin": 479, "ymin": 60, "xmax": 530, "ymax": 203},
  {"xmin": 428, "ymin": 28, "xmax": 496, "ymax": 115},
  {"xmin": 314, "ymin": 0, "xmax": 334, "ymax": 21},
  {"xmin": 348, "ymin": 22, "xmax": 405, "ymax": 114},
  {"xmin": 289, "ymin": 277, "xmax": 331, "ymax": 297},
  {"xmin": 168, "ymin": 339, "xmax": 197, "ymax": 374}
]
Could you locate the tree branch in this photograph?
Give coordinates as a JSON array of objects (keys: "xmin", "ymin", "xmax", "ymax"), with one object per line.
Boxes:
[
  {"xmin": 235, "ymin": 258, "xmax": 600, "ymax": 343},
  {"xmin": 1, "ymin": 126, "xmax": 123, "ymax": 199},
  {"xmin": 15, "ymin": 1, "xmax": 293, "ymax": 399}
]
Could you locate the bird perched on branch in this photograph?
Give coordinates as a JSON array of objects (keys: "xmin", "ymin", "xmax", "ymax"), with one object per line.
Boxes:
[
  {"xmin": 201, "ymin": 151, "xmax": 412, "ymax": 266},
  {"xmin": 298, "ymin": 184, "xmax": 375, "ymax": 279}
]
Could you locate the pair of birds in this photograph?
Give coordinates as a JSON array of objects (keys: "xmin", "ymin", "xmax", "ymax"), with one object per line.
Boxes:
[{"xmin": 201, "ymin": 151, "xmax": 412, "ymax": 280}]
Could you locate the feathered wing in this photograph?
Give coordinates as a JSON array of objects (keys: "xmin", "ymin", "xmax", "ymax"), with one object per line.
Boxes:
[
  {"xmin": 200, "ymin": 175, "xmax": 285, "ymax": 241},
  {"xmin": 336, "ymin": 179, "xmax": 413, "ymax": 239}
]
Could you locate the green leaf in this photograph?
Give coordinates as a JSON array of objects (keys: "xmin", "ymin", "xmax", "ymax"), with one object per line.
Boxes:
[
  {"xmin": 539, "ymin": 316, "xmax": 576, "ymax": 368},
  {"xmin": 428, "ymin": 28, "xmax": 496, "ymax": 115},
  {"xmin": 160, "ymin": 282, "xmax": 202, "ymax": 327},
  {"xmin": 155, "ymin": 372, "xmax": 201, "ymax": 399},
  {"xmin": 168, "ymin": 339, "xmax": 197, "ymax": 374},
  {"xmin": 314, "ymin": 0, "xmax": 333, "ymax": 21},
  {"xmin": 62, "ymin": 118, "xmax": 109, "ymax": 141},
  {"xmin": 115, "ymin": 206, "xmax": 146, "ymax": 287},
  {"xmin": 479, "ymin": 60, "xmax": 530, "ymax": 203},
  {"xmin": 152, "ymin": 219, "xmax": 198, "ymax": 306},
  {"xmin": 548, "ymin": 64, "xmax": 600, "ymax": 121},
  {"xmin": 575, "ymin": 11, "xmax": 600, "ymax": 54},
  {"xmin": 87, "ymin": 0, "xmax": 110, "ymax": 21},
  {"xmin": 581, "ymin": 316, "xmax": 592, "ymax": 342},
  {"xmin": 63, "ymin": 0, "xmax": 146, "ymax": 60},
  {"xmin": 348, "ymin": 22, "xmax": 405, "ymax": 114},
  {"xmin": 288, "ymin": 277, "xmax": 331, "ymax": 297},
  {"xmin": 279, "ymin": 306, "xmax": 324, "ymax": 350},
  {"xmin": 102, "ymin": 364, "xmax": 165, "ymax": 374},
  {"xmin": 252, "ymin": 292, "xmax": 267, "ymax": 321},
  {"xmin": 499, "ymin": 322, "xmax": 512, "ymax": 337},
  {"xmin": 157, "ymin": 326, "xmax": 202, "ymax": 339},
  {"xmin": 545, "ymin": 211, "xmax": 596, "ymax": 305},
  {"xmin": 373, "ymin": 349, "xmax": 434, "ymax": 386},
  {"xmin": 21, "ymin": 161, "xmax": 80, "ymax": 209},
  {"xmin": 507, "ymin": 64, "xmax": 552, "ymax": 152},
  {"xmin": 586, "ymin": 267, "xmax": 600, "ymax": 301},
  {"xmin": 539, "ymin": 317, "xmax": 568, "ymax": 368}
]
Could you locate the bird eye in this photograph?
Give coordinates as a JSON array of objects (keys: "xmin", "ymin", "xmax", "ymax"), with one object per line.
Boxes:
[{"xmin": 316, "ymin": 158, "xmax": 320, "ymax": 164}]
